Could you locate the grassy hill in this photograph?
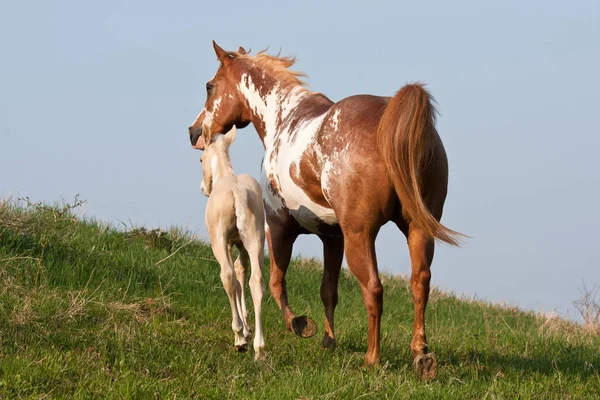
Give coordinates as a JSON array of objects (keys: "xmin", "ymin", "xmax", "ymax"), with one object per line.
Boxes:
[{"xmin": 1, "ymin": 198, "xmax": 599, "ymax": 399}]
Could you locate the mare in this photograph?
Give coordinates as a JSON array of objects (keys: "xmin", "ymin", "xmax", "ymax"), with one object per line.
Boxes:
[{"xmin": 189, "ymin": 42, "xmax": 464, "ymax": 379}]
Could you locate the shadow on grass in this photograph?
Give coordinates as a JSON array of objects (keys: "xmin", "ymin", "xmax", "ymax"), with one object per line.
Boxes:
[
  {"xmin": 334, "ymin": 336, "xmax": 599, "ymax": 380},
  {"xmin": 446, "ymin": 348, "xmax": 600, "ymax": 379}
]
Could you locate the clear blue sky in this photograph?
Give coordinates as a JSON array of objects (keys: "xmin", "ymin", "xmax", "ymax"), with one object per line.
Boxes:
[{"xmin": 1, "ymin": 1, "xmax": 599, "ymax": 320}]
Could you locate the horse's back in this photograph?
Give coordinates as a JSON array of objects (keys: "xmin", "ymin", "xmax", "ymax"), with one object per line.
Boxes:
[
  {"xmin": 314, "ymin": 95, "xmax": 396, "ymax": 214},
  {"xmin": 314, "ymin": 94, "xmax": 389, "ymax": 156}
]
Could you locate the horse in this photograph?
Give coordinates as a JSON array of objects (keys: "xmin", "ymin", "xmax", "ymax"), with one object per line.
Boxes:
[
  {"xmin": 188, "ymin": 41, "xmax": 464, "ymax": 379},
  {"xmin": 200, "ymin": 125, "xmax": 267, "ymax": 360}
]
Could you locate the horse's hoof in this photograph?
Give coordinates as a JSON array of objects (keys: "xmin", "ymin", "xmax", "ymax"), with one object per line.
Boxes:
[
  {"xmin": 413, "ymin": 353, "xmax": 438, "ymax": 381},
  {"xmin": 291, "ymin": 315, "xmax": 317, "ymax": 338},
  {"xmin": 322, "ymin": 334, "xmax": 336, "ymax": 350},
  {"xmin": 362, "ymin": 355, "xmax": 381, "ymax": 369},
  {"xmin": 234, "ymin": 343, "xmax": 248, "ymax": 353}
]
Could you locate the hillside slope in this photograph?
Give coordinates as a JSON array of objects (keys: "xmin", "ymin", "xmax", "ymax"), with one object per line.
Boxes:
[{"xmin": 1, "ymin": 198, "xmax": 599, "ymax": 399}]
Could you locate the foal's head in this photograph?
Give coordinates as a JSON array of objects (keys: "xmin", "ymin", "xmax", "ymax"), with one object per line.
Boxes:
[
  {"xmin": 189, "ymin": 42, "xmax": 252, "ymax": 150},
  {"xmin": 200, "ymin": 126, "xmax": 237, "ymax": 196}
]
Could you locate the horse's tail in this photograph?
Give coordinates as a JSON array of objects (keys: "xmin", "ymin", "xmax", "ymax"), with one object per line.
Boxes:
[{"xmin": 377, "ymin": 83, "xmax": 463, "ymax": 246}]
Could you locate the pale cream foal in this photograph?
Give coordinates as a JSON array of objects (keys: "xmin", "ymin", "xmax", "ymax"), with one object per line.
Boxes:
[{"xmin": 200, "ymin": 126, "xmax": 266, "ymax": 360}]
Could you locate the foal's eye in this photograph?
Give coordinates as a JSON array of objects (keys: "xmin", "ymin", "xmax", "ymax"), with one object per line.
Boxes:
[{"xmin": 206, "ymin": 82, "xmax": 214, "ymax": 93}]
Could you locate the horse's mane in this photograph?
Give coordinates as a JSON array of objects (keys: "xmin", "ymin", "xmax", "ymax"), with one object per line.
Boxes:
[{"xmin": 234, "ymin": 49, "xmax": 307, "ymax": 88}]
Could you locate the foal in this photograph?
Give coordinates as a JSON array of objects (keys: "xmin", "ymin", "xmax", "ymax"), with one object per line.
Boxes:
[{"xmin": 200, "ymin": 126, "xmax": 266, "ymax": 360}]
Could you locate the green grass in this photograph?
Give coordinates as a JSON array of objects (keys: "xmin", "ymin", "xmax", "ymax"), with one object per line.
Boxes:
[{"xmin": 1, "ymin": 198, "xmax": 599, "ymax": 399}]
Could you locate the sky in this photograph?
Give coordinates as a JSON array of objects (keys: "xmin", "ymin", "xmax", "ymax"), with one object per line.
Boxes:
[{"xmin": 1, "ymin": 0, "xmax": 599, "ymax": 321}]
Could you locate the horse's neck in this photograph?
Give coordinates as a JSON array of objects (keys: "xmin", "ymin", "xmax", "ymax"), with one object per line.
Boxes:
[
  {"xmin": 212, "ymin": 152, "xmax": 235, "ymax": 184},
  {"xmin": 239, "ymin": 73, "xmax": 308, "ymax": 148}
]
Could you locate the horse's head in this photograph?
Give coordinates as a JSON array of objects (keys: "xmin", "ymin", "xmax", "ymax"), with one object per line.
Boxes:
[
  {"xmin": 188, "ymin": 41, "xmax": 251, "ymax": 150},
  {"xmin": 200, "ymin": 125, "xmax": 237, "ymax": 196}
]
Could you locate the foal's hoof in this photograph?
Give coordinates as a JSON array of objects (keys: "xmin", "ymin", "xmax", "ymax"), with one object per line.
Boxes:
[
  {"xmin": 413, "ymin": 353, "xmax": 438, "ymax": 381},
  {"xmin": 234, "ymin": 343, "xmax": 248, "ymax": 353},
  {"xmin": 291, "ymin": 316, "xmax": 317, "ymax": 338},
  {"xmin": 254, "ymin": 347, "xmax": 266, "ymax": 361}
]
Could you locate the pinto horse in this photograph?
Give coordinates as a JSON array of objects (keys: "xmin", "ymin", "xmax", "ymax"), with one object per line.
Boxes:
[{"xmin": 189, "ymin": 42, "xmax": 463, "ymax": 378}]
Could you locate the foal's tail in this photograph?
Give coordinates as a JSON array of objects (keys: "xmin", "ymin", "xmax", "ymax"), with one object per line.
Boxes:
[
  {"xmin": 377, "ymin": 83, "xmax": 464, "ymax": 246},
  {"xmin": 232, "ymin": 186, "xmax": 249, "ymax": 235}
]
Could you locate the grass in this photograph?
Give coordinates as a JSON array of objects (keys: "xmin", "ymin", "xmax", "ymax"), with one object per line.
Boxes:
[{"xmin": 1, "ymin": 197, "xmax": 599, "ymax": 399}]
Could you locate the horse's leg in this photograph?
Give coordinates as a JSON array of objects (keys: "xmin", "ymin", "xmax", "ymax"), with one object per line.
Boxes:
[
  {"xmin": 266, "ymin": 224, "xmax": 296, "ymax": 329},
  {"xmin": 407, "ymin": 224, "xmax": 438, "ymax": 380},
  {"xmin": 212, "ymin": 236, "xmax": 248, "ymax": 351},
  {"xmin": 342, "ymin": 229, "xmax": 383, "ymax": 366},
  {"xmin": 319, "ymin": 235, "xmax": 344, "ymax": 349},
  {"xmin": 233, "ymin": 245, "xmax": 251, "ymax": 339},
  {"xmin": 399, "ymin": 152, "xmax": 447, "ymax": 380},
  {"xmin": 267, "ymin": 218, "xmax": 316, "ymax": 337}
]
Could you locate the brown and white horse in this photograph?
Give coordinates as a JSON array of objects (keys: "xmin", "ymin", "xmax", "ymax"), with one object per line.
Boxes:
[{"xmin": 189, "ymin": 42, "xmax": 463, "ymax": 379}]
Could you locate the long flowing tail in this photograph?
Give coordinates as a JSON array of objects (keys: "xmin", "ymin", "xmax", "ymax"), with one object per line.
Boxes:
[{"xmin": 377, "ymin": 83, "xmax": 464, "ymax": 246}]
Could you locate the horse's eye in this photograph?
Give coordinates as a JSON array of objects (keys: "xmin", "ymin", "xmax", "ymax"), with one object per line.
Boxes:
[{"xmin": 206, "ymin": 82, "xmax": 214, "ymax": 93}]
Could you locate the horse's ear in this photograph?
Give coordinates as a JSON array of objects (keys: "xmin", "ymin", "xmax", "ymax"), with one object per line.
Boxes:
[
  {"xmin": 213, "ymin": 40, "xmax": 237, "ymax": 63},
  {"xmin": 238, "ymin": 46, "xmax": 247, "ymax": 55},
  {"xmin": 213, "ymin": 40, "xmax": 227, "ymax": 62},
  {"xmin": 224, "ymin": 125, "xmax": 237, "ymax": 147}
]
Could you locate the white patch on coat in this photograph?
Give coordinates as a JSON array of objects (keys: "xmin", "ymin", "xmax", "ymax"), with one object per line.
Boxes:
[
  {"xmin": 203, "ymin": 97, "xmax": 222, "ymax": 130},
  {"xmin": 264, "ymin": 113, "xmax": 338, "ymax": 232},
  {"xmin": 321, "ymin": 161, "xmax": 334, "ymax": 201},
  {"xmin": 331, "ymin": 109, "xmax": 341, "ymax": 132},
  {"xmin": 236, "ymin": 72, "xmax": 339, "ymax": 233},
  {"xmin": 260, "ymin": 169, "xmax": 285, "ymax": 212},
  {"xmin": 321, "ymin": 142, "xmax": 350, "ymax": 203},
  {"xmin": 237, "ymin": 74, "xmax": 305, "ymax": 146}
]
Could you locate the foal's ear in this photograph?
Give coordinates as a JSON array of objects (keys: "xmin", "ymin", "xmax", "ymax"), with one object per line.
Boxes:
[
  {"xmin": 238, "ymin": 46, "xmax": 248, "ymax": 55},
  {"xmin": 193, "ymin": 135, "xmax": 206, "ymax": 150},
  {"xmin": 202, "ymin": 125, "xmax": 214, "ymax": 149},
  {"xmin": 224, "ymin": 125, "xmax": 237, "ymax": 147}
]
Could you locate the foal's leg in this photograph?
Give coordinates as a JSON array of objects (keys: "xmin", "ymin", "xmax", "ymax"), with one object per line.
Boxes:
[
  {"xmin": 407, "ymin": 224, "xmax": 437, "ymax": 380},
  {"xmin": 234, "ymin": 245, "xmax": 251, "ymax": 339},
  {"xmin": 243, "ymin": 239, "xmax": 266, "ymax": 360},
  {"xmin": 342, "ymin": 229, "xmax": 383, "ymax": 366},
  {"xmin": 212, "ymin": 236, "xmax": 248, "ymax": 351},
  {"xmin": 319, "ymin": 235, "xmax": 344, "ymax": 349}
]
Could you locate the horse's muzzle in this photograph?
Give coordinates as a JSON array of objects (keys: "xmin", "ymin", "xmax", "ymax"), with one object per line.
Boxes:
[{"xmin": 189, "ymin": 126, "xmax": 203, "ymax": 150}]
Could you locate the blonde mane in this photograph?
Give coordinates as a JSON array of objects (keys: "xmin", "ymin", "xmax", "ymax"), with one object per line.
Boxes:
[{"xmin": 235, "ymin": 50, "xmax": 308, "ymax": 88}]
